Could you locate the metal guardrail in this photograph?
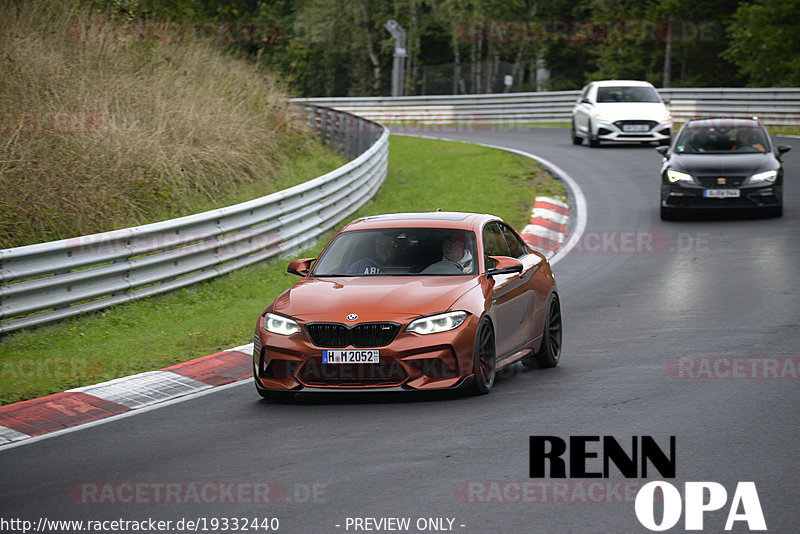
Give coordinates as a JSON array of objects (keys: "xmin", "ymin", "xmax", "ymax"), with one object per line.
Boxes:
[
  {"xmin": 0, "ymin": 106, "xmax": 388, "ymax": 334},
  {"xmin": 661, "ymin": 88, "xmax": 800, "ymax": 125},
  {"xmin": 293, "ymin": 88, "xmax": 800, "ymax": 126}
]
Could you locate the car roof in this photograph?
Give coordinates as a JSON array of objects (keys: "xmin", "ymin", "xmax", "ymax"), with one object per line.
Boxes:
[
  {"xmin": 590, "ymin": 80, "xmax": 656, "ymax": 88},
  {"xmin": 682, "ymin": 117, "xmax": 765, "ymax": 129},
  {"xmin": 340, "ymin": 212, "xmax": 498, "ymax": 232}
]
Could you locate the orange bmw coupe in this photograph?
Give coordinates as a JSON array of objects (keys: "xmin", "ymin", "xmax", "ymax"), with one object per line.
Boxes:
[{"xmin": 253, "ymin": 212, "xmax": 561, "ymax": 399}]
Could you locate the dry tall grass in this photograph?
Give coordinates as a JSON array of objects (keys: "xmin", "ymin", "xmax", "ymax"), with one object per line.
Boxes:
[{"xmin": 0, "ymin": 1, "xmax": 338, "ymax": 248}]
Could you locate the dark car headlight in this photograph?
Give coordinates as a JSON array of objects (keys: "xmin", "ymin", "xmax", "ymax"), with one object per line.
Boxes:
[
  {"xmin": 749, "ymin": 170, "xmax": 777, "ymax": 184},
  {"xmin": 263, "ymin": 313, "xmax": 301, "ymax": 335},
  {"xmin": 406, "ymin": 311, "xmax": 468, "ymax": 335},
  {"xmin": 666, "ymin": 170, "xmax": 693, "ymax": 183}
]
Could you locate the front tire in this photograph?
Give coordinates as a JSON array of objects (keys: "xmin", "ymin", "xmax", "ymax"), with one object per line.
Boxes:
[
  {"xmin": 523, "ymin": 293, "xmax": 562, "ymax": 369},
  {"xmin": 465, "ymin": 318, "xmax": 496, "ymax": 395},
  {"xmin": 660, "ymin": 206, "xmax": 678, "ymax": 221},
  {"xmin": 571, "ymin": 122, "xmax": 582, "ymax": 145},
  {"xmin": 767, "ymin": 203, "xmax": 783, "ymax": 218}
]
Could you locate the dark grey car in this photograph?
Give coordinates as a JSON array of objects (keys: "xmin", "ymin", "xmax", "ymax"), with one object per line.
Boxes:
[{"xmin": 658, "ymin": 118, "xmax": 790, "ymax": 220}]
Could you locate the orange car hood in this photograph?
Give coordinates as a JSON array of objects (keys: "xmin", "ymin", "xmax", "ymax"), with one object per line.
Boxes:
[{"xmin": 273, "ymin": 276, "xmax": 479, "ymax": 322}]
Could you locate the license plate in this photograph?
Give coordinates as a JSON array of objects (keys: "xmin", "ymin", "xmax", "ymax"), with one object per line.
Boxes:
[
  {"xmin": 623, "ymin": 124, "xmax": 649, "ymax": 132},
  {"xmin": 322, "ymin": 349, "xmax": 380, "ymax": 364},
  {"xmin": 703, "ymin": 189, "xmax": 740, "ymax": 198}
]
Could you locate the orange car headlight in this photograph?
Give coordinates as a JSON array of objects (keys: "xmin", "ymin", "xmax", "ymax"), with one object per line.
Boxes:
[
  {"xmin": 263, "ymin": 313, "xmax": 301, "ymax": 336},
  {"xmin": 406, "ymin": 311, "xmax": 468, "ymax": 335}
]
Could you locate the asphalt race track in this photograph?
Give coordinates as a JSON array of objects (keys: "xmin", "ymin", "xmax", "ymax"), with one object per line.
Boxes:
[{"xmin": 1, "ymin": 127, "xmax": 799, "ymax": 533}]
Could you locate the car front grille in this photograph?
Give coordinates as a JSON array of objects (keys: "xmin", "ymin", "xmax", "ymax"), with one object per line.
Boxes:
[
  {"xmin": 614, "ymin": 120, "xmax": 658, "ymax": 131},
  {"xmin": 305, "ymin": 322, "xmax": 400, "ymax": 348},
  {"xmin": 696, "ymin": 176, "xmax": 747, "ymax": 188}
]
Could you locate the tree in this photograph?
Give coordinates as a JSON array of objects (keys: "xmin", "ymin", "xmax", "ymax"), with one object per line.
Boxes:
[
  {"xmin": 655, "ymin": 0, "xmax": 743, "ymax": 88},
  {"xmin": 112, "ymin": 0, "xmax": 776, "ymax": 95},
  {"xmin": 723, "ymin": 0, "xmax": 800, "ymax": 87},
  {"xmin": 537, "ymin": 0, "xmax": 596, "ymax": 90}
]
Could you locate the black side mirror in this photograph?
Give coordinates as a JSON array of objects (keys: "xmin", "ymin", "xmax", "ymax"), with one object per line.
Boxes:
[
  {"xmin": 662, "ymin": 98, "xmax": 671, "ymax": 105},
  {"xmin": 581, "ymin": 97, "xmax": 591, "ymax": 104},
  {"xmin": 656, "ymin": 145, "xmax": 670, "ymax": 156},
  {"xmin": 777, "ymin": 145, "xmax": 791, "ymax": 156}
]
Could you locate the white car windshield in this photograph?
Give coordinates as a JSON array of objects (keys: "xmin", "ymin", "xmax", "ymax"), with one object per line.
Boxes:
[
  {"xmin": 596, "ymin": 86, "xmax": 660, "ymax": 103},
  {"xmin": 312, "ymin": 228, "xmax": 478, "ymax": 276}
]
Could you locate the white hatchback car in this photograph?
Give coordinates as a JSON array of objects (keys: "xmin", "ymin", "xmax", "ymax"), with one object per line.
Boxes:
[{"xmin": 571, "ymin": 80, "xmax": 672, "ymax": 147}]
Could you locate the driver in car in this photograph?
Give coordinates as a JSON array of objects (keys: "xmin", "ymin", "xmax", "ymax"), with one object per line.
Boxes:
[
  {"xmin": 733, "ymin": 129, "xmax": 767, "ymax": 152},
  {"xmin": 422, "ymin": 233, "xmax": 474, "ymax": 274}
]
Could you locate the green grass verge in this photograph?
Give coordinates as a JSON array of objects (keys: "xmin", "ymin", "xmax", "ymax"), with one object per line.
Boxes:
[
  {"xmin": 385, "ymin": 121, "xmax": 571, "ymax": 128},
  {"xmin": 765, "ymin": 126, "xmax": 800, "ymax": 136},
  {"xmin": 673, "ymin": 122, "xmax": 800, "ymax": 137},
  {"xmin": 0, "ymin": 135, "xmax": 565, "ymax": 405}
]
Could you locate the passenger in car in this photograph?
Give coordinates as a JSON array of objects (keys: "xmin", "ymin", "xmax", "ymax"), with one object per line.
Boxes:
[
  {"xmin": 690, "ymin": 130, "xmax": 710, "ymax": 153},
  {"xmin": 346, "ymin": 233, "xmax": 398, "ymax": 274}
]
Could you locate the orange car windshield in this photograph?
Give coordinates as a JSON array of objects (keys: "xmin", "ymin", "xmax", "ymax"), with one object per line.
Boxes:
[{"xmin": 312, "ymin": 228, "xmax": 478, "ymax": 276}]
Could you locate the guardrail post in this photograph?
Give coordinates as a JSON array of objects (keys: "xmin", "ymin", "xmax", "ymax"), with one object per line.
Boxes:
[{"xmin": 384, "ymin": 20, "xmax": 407, "ymax": 97}]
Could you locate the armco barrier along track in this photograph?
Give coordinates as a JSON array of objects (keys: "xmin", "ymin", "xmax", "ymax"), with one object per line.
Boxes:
[
  {"xmin": 293, "ymin": 87, "xmax": 800, "ymax": 126},
  {"xmin": 0, "ymin": 106, "xmax": 388, "ymax": 334}
]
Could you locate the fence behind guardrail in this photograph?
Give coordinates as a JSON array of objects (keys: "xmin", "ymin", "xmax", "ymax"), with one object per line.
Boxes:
[{"xmin": 0, "ymin": 106, "xmax": 389, "ymax": 335}]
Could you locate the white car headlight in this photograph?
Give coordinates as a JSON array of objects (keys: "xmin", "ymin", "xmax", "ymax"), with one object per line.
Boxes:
[
  {"xmin": 406, "ymin": 311, "xmax": 468, "ymax": 335},
  {"xmin": 667, "ymin": 170, "xmax": 693, "ymax": 183},
  {"xmin": 750, "ymin": 170, "xmax": 777, "ymax": 183},
  {"xmin": 263, "ymin": 313, "xmax": 301, "ymax": 335},
  {"xmin": 594, "ymin": 113, "xmax": 611, "ymax": 122}
]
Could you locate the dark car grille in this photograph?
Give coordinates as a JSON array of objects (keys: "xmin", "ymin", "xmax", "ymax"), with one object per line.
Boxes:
[
  {"xmin": 305, "ymin": 322, "xmax": 400, "ymax": 348},
  {"xmin": 696, "ymin": 176, "xmax": 747, "ymax": 188},
  {"xmin": 297, "ymin": 357, "xmax": 408, "ymax": 386},
  {"xmin": 614, "ymin": 120, "xmax": 658, "ymax": 131}
]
